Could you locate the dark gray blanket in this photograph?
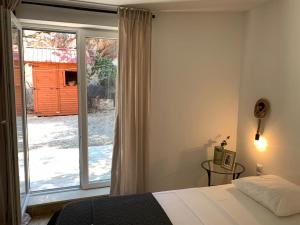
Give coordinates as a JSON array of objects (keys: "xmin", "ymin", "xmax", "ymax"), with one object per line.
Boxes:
[{"xmin": 48, "ymin": 193, "xmax": 173, "ymax": 225}]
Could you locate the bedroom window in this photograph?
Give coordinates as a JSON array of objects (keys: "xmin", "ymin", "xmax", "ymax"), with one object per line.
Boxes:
[
  {"xmin": 23, "ymin": 30, "xmax": 80, "ymax": 192},
  {"xmin": 22, "ymin": 28, "xmax": 117, "ymax": 193}
]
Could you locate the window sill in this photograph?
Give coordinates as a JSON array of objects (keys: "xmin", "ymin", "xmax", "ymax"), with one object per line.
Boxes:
[{"xmin": 28, "ymin": 187, "xmax": 110, "ymax": 206}]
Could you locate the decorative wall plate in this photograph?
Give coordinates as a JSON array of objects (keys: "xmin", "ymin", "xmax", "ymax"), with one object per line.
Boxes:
[{"xmin": 254, "ymin": 98, "xmax": 270, "ymax": 119}]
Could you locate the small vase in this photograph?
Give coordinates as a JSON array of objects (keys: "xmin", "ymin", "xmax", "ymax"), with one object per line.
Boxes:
[{"xmin": 213, "ymin": 146, "xmax": 224, "ymax": 165}]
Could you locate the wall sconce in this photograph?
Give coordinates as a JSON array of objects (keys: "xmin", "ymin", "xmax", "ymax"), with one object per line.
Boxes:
[
  {"xmin": 254, "ymin": 136, "xmax": 268, "ymax": 152},
  {"xmin": 254, "ymin": 98, "xmax": 270, "ymax": 141}
]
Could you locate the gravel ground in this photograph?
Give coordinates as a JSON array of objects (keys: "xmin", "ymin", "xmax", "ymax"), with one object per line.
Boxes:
[
  {"xmin": 28, "ymin": 110, "xmax": 115, "ymax": 150},
  {"xmin": 26, "ymin": 110, "xmax": 115, "ymax": 191}
]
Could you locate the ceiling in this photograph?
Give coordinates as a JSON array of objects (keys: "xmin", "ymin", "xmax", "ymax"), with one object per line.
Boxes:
[{"xmin": 30, "ymin": 0, "xmax": 272, "ymax": 12}]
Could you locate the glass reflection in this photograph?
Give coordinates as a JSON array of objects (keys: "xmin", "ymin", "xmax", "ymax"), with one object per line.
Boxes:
[
  {"xmin": 12, "ymin": 25, "xmax": 26, "ymax": 204},
  {"xmin": 85, "ymin": 38, "xmax": 117, "ymax": 183}
]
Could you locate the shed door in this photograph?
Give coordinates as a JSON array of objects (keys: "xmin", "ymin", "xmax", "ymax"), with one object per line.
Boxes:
[{"xmin": 33, "ymin": 63, "xmax": 60, "ymax": 116}]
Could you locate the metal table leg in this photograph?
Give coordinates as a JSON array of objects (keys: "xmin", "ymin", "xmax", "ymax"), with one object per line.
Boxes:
[{"xmin": 206, "ymin": 170, "xmax": 211, "ymax": 186}]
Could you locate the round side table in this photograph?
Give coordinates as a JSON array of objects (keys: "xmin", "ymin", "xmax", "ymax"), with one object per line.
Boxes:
[{"xmin": 201, "ymin": 160, "xmax": 245, "ymax": 186}]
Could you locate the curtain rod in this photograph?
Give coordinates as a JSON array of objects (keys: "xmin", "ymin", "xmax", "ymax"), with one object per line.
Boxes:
[{"xmin": 21, "ymin": 1, "xmax": 155, "ymax": 18}]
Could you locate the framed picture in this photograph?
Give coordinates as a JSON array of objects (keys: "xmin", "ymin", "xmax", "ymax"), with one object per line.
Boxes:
[{"xmin": 221, "ymin": 150, "xmax": 236, "ymax": 170}]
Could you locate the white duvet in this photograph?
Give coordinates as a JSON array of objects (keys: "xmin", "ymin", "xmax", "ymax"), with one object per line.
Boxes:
[{"xmin": 153, "ymin": 184, "xmax": 300, "ymax": 225}]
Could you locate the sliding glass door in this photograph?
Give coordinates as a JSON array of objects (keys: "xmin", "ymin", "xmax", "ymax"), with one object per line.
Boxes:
[
  {"xmin": 21, "ymin": 27, "xmax": 117, "ymax": 191},
  {"xmin": 10, "ymin": 25, "xmax": 118, "ymax": 195},
  {"xmin": 79, "ymin": 29, "xmax": 118, "ymax": 189}
]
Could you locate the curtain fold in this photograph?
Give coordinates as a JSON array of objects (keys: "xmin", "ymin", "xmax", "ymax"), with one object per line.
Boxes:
[
  {"xmin": 0, "ymin": 1, "xmax": 22, "ymax": 225},
  {"xmin": 1, "ymin": 0, "xmax": 22, "ymax": 10},
  {"xmin": 110, "ymin": 7, "xmax": 152, "ymax": 196}
]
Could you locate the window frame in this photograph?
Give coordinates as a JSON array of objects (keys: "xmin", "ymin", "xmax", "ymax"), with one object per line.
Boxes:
[{"xmin": 78, "ymin": 29, "xmax": 118, "ymax": 190}]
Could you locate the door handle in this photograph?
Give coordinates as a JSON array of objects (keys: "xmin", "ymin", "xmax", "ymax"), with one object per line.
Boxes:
[{"xmin": 0, "ymin": 120, "xmax": 7, "ymax": 126}]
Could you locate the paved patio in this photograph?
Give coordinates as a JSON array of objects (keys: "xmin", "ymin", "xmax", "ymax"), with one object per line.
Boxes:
[{"xmin": 27, "ymin": 111, "xmax": 115, "ymax": 191}]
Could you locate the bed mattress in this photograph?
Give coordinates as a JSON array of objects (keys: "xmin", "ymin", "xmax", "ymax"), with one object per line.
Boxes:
[{"xmin": 154, "ymin": 184, "xmax": 300, "ymax": 225}]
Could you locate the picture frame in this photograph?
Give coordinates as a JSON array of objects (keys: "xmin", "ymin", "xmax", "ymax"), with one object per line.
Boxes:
[{"xmin": 221, "ymin": 150, "xmax": 236, "ymax": 170}]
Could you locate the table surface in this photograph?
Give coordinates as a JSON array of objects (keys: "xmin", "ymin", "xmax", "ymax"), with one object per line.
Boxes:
[{"xmin": 201, "ymin": 160, "xmax": 245, "ymax": 175}]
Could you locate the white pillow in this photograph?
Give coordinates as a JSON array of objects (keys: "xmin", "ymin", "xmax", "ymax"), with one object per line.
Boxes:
[{"xmin": 232, "ymin": 175, "xmax": 300, "ymax": 217}]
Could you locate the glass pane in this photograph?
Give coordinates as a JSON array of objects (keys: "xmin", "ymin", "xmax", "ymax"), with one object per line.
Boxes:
[
  {"xmin": 23, "ymin": 30, "xmax": 80, "ymax": 191},
  {"xmin": 12, "ymin": 25, "xmax": 26, "ymax": 204},
  {"xmin": 85, "ymin": 38, "xmax": 117, "ymax": 183}
]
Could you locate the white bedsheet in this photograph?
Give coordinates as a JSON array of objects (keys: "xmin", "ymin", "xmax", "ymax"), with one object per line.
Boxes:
[{"xmin": 153, "ymin": 184, "xmax": 300, "ymax": 225}]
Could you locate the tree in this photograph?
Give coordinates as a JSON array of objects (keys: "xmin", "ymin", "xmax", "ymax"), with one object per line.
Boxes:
[
  {"xmin": 85, "ymin": 39, "xmax": 118, "ymax": 111},
  {"xmin": 23, "ymin": 30, "xmax": 118, "ymax": 112},
  {"xmin": 23, "ymin": 30, "xmax": 76, "ymax": 49}
]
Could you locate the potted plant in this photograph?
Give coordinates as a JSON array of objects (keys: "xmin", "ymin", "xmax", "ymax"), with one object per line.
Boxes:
[{"xmin": 213, "ymin": 136, "xmax": 230, "ymax": 165}]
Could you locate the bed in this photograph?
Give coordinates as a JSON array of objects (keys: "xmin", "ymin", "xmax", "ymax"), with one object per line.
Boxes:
[
  {"xmin": 49, "ymin": 180, "xmax": 300, "ymax": 225},
  {"xmin": 154, "ymin": 184, "xmax": 300, "ymax": 225}
]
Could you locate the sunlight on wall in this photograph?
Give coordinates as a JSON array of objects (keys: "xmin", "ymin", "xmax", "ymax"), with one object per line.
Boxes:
[{"xmin": 254, "ymin": 136, "xmax": 268, "ymax": 152}]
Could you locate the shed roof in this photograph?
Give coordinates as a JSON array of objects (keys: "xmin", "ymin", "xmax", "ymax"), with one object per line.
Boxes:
[{"xmin": 24, "ymin": 47, "xmax": 77, "ymax": 63}]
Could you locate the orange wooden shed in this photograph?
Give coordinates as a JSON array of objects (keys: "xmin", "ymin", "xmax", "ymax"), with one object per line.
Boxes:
[{"xmin": 28, "ymin": 62, "xmax": 78, "ymax": 116}]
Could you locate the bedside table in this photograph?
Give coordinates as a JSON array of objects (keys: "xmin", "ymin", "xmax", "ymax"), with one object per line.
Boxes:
[{"xmin": 201, "ymin": 160, "xmax": 245, "ymax": 186}]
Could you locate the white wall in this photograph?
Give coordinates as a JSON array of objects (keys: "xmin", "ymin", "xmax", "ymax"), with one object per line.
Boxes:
[
  {"xmin": 237, "ymin": 0, "xmax": 300, "ymax": 184},
  {"xmin": 148, "ymin": 12, "xmax": 245, "ymax": 192}
]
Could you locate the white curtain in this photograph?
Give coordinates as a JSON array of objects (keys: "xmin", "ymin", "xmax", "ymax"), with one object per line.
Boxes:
[
  {"xmin": 0, "ymin": 0, "xmax": 21, "ymax": 9},
  {"xmin": 0, "ymin": 1, "xmax": 22, "ymax": 225},
  {"xmin": 110, "ymin": 7, "xmax": 152, "ymax": 196}
]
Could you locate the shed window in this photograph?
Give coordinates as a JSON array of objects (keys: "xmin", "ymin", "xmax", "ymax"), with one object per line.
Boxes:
[{"xmin": 65, "ymin": 71, "xmax": 77, "ymax": 86}]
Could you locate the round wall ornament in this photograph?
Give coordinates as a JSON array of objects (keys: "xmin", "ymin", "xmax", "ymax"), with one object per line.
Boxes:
[{"xmin": 254, "ymin": 98, "xmax": 270, "ymax": 119}]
